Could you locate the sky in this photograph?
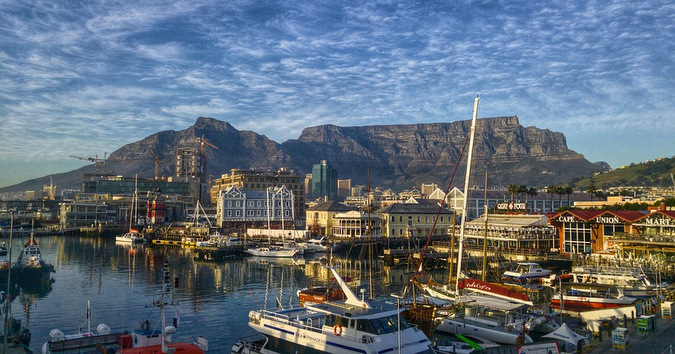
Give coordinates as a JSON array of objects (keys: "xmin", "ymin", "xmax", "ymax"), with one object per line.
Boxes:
[{"xmin": 1, "ymin": 0, "xmax": 674, "ymax": 188}]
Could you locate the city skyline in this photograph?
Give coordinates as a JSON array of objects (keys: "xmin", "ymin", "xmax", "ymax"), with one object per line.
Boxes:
[{"xmin": 1, "ymin": 1, "xmax": 674, "ymax": 188}]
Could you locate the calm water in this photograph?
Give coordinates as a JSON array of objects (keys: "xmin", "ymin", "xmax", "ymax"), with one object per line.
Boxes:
[{"xmin": 5, "ymin": 235, "xmax": 414, "ymax": 353}]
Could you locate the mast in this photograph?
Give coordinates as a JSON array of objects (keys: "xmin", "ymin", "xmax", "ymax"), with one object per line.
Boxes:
[
  {"xmin": 455, "ymin": 96, "xmax": 480, "ymax": 294},
  {"xmin": 482, "ymin": 169, "xmax": 488, "ymax": 282},
  {"xmin": 3, "ymin": 213, "xmax": 13, "ymax": 351}
]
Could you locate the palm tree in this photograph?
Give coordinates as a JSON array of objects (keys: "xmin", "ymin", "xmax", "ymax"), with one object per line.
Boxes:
[
  {"xmin": 508, "ymin": 184, "xmax": 519, "ymax": 202},
  {"xmin": 518, "ymin": 185, "xmax": 527, "ymax": 202},
  {"xmin": 586, "ymin": 184, "xmax": 597, "ymax": 201},
  {"xmin": 546, "ymin": 185, "xmax": 559, "ymax": 212},
  {"xmin": 563, "ymin": 186, "xmax": 574, "ymax": 206}
]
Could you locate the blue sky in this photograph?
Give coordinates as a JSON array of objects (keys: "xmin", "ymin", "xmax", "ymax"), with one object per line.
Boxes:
[{"xmin": 1, "ymin": 0, "xmax": 674, "ymax": 188}]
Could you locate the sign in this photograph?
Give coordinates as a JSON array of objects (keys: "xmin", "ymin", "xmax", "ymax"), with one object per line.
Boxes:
[
  {"xmin": 556, "ymin": 215, "xmax": 577, "ymax": 223},
  {"xmin": 516, "ymin": 343, "xmax": 560, "ymax": 354},
  {"xmin": 458, "ymin": 278, "xmax": 532, "ymax": 304},
  {"xmin": 497, "ymin": 202, "xmax": 527, "ymax": 210},
  {"xmin": 595, "ymin": 216, "xmax": 620, "ymax": 224},
  {"xmin": 644, "ymin": 217, "xmax": 673, "ymax": 226}
]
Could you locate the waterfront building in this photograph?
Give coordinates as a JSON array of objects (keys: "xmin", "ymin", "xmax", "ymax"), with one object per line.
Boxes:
[
  {"xmin": 613, "ymin": 209, "xmax": 675, "ymax": 258},
  {"xmin": 210, "ymin": 168, "xmax": 304, "ymax": 225},
  {"xmin": 305, "ymin": 200, "xmax": 353, "ymax": 236},
  {"xmin": 332, "ymin": 210, "xmax": 383, "ymax": 239},
  {"xmin": 311, "ymin": 160, "xmax": 338, "ymax": 201},
  {"xmin": 59, "ymin": 202, "xmax": 117, "ymax": 228},
  {"xmin": 420, "ymin": 183, "xmax": 438, "ymax": 198},
  {"xmin": 81, "ymin": 174, "xmax": 190, "ymax": 195},
  {"xmin": 458, "ymin": 214, "xmax": 557, "ymax": 256},
  {"xmin": 337, "ymin": 179, "xmax": 351, "ymax": 200},
  {"xmin": 217, "ymin": 185, "xmax": 295, "ymax": 229},
  {"xmin": 376, "ymin": 202, "xmax": 453, "ymax": 238},
  {"xmin": 549, "ymin": 210, "xmax": 648, "ymax": 256}
]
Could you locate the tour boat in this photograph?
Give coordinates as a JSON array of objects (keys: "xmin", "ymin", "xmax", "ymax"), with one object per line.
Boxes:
[
  {"xmin": 232, "ymin": 267, "xmax": 436, "ymax": 353},
  {"xmin": 551, "ymin": 283, "xmax": 638, "ymax": 311},
  {"xmin": 502, "ymin": 262, "xmax": 552, "ymax": 286}
]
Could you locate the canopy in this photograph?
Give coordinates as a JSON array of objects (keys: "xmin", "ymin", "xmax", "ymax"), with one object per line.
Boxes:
[{"xmin": 542, "ymin": 323, "xmax": 586, "ymax": 345}]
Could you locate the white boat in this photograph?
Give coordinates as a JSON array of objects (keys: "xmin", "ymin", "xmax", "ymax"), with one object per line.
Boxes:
[
  {"xmin": 245, "ymin": 245, "xmax": 298, "ymax": 258},
  {"xmin": 569, "ymin": 265, "xmax": 668, "ymax": 298},
  {"xmin": 435, "ymin": 293, "xmax": 534, "ymax": 345},
  {"xmin": 233, "ymin": 267, "xmax": 436, "ymax": 353},
  {"xmin": 551, "ymin": 283, "xmax": 638, "ymax": 311},
  {"xmin": 502, "ymin": 262, "xmax": 552, "ymax": 285},
  {"xmin": 116, "ymin": 230, "xmax": 147, "ymax": 243},
  {"xmin": 303, "ymin": 237, "xmax": 334, "ymax": 253}
]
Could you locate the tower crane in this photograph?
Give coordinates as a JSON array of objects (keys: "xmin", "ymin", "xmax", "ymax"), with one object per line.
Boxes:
[
  {"xmin": 107, "ymin": 153, "xmax": 160, "ymax": 179},
  {"xmin": 69, "ymin": 153, "xmax": 107, "ymax": 174},
  {"xmin": 196, "ymin": 134, "xmax": 218, "ymax": 184}
]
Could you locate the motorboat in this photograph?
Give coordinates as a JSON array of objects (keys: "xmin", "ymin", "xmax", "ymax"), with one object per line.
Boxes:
[
  {"xmin": 502, "ymin": 262, "xmax": 552, "ymax": 286},
  {"xmin": 233, "ymin": 267, "xmax": 436, "ymax": 353},
  {"xmin": 116, "ymin": 230, "xmax": 147, "ymax": 244},
  {"xmin": 303, "ymin": 237, "xmax": 334, "ymax": 253},
  {"xmin": 569, "ymin": 265, "xmax": 669, "ymax": 298},
  {"xmin": 551, "ymin": 283, "xmax": 638, "ymax": 311},
  {"xmin": 245, "ymin": 244, "xmax": 298, "ymax": 258}
]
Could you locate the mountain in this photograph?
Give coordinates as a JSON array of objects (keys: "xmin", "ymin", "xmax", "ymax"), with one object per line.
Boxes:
[{"xmin": 1, "ymin": 116, "xmax": 609, "ymax": 193}]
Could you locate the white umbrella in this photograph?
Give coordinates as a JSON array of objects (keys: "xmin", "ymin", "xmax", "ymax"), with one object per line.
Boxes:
[{"xmin": 542, "ymin": 323, "xmax": 587, "ymax": 345}]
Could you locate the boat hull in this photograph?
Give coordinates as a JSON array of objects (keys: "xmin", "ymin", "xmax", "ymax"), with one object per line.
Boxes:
[
  {"xmin": 551, "ymin": 296, "xmax": 637, "ymax": 311},
  {"xmin": 435, "ymin": 317, "xmax": 528, "ymax": 345}
]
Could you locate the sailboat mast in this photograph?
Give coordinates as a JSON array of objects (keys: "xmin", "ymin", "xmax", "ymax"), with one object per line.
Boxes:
[{"xmin": 455, "ymin": 96, "xmax": 480, "ymax": 293}]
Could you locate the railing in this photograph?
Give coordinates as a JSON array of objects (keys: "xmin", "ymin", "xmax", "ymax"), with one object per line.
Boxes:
[{"xmin": 257, "ymin": 309, "xmax": 324, "ymax": 334}]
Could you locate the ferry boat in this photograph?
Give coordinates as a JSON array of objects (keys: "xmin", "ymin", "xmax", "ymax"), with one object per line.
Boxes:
[
  {"xmin": 233, "ymin": 267, "xmax": 436, "ymax": 353},
  {"xmin": 551, "ymin": 283, "xmax": 638, "ymax": 311},
  {"xmin": 502, "ymin": 262, "xmax": 552, "ymax": 286}
]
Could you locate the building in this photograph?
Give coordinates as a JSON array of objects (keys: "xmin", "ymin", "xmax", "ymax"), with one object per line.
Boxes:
[
  {"xmin": 311, "ymin": 160, "xmax": 338, "ymax": 201},
  {"xmin": 420, "ymin": 183, "xmax": 438, "ymax": 198},
  {"xmin": 337, "ymin": 179, "xmax": 351, "ymax": 200},
  {"xmin": 217, "ymin": 185, "xmax": 296, "ymax": 229},
  {"xmin": 175, "ymin": 147, "xmax": 200, "ymax": 179},
  {"xmin": 305, "ymin": 200, "xmax": 353, "ymax": 236},
  {"xmin": 82, "ymin": 174, "xmax": 190, "ymax": 195},
  {"xmin": 304, "ymin": 173, "xmax": 313, "ymax": 198},
  {"xmin": 376, "ymin": 202, "xmax": 453, "ymax": 238},
  {"xmin": 459, "ymin": 214, "xmax": 557, "ymax": 256},
  {"xmin": 549, "ymin": 210, "xmax": 648, "ymax": 256},
  {"xmin": 210, "ymin": 168, "xmax": 304, "ymax": 225},
  {"xmin": 332, "ymin": 210, "xmax": 383, "ymax": 239}
]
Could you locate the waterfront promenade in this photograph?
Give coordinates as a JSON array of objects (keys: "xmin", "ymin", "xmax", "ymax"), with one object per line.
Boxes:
[{"xmin": 589, "ymin": 313, "xmax": 675, "ymax": 353}]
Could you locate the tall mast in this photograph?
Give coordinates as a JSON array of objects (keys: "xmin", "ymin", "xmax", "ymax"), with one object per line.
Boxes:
[{"xmin": 455, "ymin": 96, "xmax": 480, "ymax": 294}]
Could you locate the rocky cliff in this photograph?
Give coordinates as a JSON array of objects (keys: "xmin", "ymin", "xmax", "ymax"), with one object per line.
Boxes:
[{"xmin": 2, "ymin": 116, "xmax": 607, "ymax": 193}]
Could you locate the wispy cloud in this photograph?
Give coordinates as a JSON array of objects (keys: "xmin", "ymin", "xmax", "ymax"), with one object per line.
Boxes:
[{"xmin": 1, "ymin": 0, "xmax": 674, "ymax": 187}]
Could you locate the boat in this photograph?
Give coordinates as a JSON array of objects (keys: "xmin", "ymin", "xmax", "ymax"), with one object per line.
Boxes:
[
  {"xmin": 551, "ymin": 283, "xmax": 638, "ymax": 311},
  {"xmin": 296, "ymin": 283, "xmax": 346, "ymax": 307},
  {"xmin": 12, "ymin": 232, "xmax": 55, "ymax": 280},
  {"xmin": 244, "ymin": 189, "xmax": 300, "ymax": 258},
  {"xmin": 502, "ymin": 262, "xmax": 553, "ymax": 286},
  {"xmin": 233, "ymin": 267, "xmax": 436, "ymax": 353},
  {"xmin": 42, "ymin": 262, "xmax": 208, "ymax": 354},
  {"xmin": 435, "ymin": 293, "xmax": 534, "ymax": 345},
  {"xmin": 569, "ymin": 265, "xmax": 669, "ymax": 298},
  {"xmin": 116, "ymin": 182, "xmax": 147, "ymax": 244},
  {"xmin": 116, "ymin": 230, "xmax": 147, "ymax": 244},
  {"xmin": 0, "ymin": 242, "xmax": 10, "ymax": 283},
  {"xmin": 303, "ymin": 237, "xmax": 334, "ymax": 253}
]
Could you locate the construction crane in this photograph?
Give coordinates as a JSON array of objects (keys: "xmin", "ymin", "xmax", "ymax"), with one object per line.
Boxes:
[
  {"xmin": 107, "ymin": 153, "xmax": 160, "ymax": 179},
  {"xmin": 69, "ymin": 153, "xmax": 107, "ymax": 174},
  {"xmin": 151, "ymin": 150, "xmax": 160, "ymax": 180},
  {"xmin": 196, "ymin": 134, "xmax": 218, "ymax": 184}
]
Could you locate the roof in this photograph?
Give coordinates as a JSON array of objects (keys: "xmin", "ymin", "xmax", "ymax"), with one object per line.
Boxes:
[
  {"xmin": 466, "ymin": 214, "xmax": 550, "ymax": 228},
  {"xmin": 375, "ymin": 203, "xmax": 452, "ymax": 214},
  {"xmin": 306, "ymin": 200, "xmax": 353, "ymax": 212},
  {"xmin": 552, "ymin": 209, "xmax": 648, "ymax": 222}
]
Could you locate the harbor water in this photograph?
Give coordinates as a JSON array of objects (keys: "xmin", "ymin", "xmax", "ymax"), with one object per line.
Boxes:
[{"xmin": 4, "ymin": 234, "xmax": 410, "ymax": 353}]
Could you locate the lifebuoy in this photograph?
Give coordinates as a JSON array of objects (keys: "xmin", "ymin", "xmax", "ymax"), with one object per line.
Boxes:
[{"xmin": 333, "ymin": 324, "xmax": 342, "ymax": 336}]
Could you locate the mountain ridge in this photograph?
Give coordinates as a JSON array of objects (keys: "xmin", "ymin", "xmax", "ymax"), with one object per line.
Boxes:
[{"xmin": 1, "ymin": 116, "xmax": 609, "ymax": 193}]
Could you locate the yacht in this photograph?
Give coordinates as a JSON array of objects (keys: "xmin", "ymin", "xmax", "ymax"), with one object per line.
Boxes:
[
  {"xmin": 232, "ymin": 267, "xmax": 436, "ymax": 353},
  {"xmin": 502, "ymin": 262, "xmax": 552, "ymax": 286},
  {"xmin": 551, "ymin": 283, "xmax": 638, "ymax": 311},
  {"xmin": 569, "ymin": 265, "xmax": 670, "ymax": 298}
]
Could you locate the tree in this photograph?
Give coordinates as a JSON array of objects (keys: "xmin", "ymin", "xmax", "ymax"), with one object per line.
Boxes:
[
  {"xmin": 508, "ymin": 184, "xmax": 519, "ymax": 202},
  {"xmin": 586, "ymin": 184, "xmax": 597, "ymax": 201},
  {"xmin": 518, "ymin": 185, "xmax": 528, "ymax": 201},
  {"xmin": 546, "ymin": 185, "xmax": 559, "ymax": 212},
  {"xmin": 562, "ymin": 185, "xmax": 574, "ymax": 206}
]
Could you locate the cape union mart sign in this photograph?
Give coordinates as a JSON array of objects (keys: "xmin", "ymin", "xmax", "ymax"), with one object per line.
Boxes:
[{"xmin": 497, "ymin": 202, "xmax": 527, "ymax": 211}]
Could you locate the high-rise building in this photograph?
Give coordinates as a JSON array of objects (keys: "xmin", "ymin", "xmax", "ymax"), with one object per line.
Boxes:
[
  {"xmin": 337, "ymin": 179, "xmax": 351, "ymax": 199},
  {"xmin": 175, "ymin": 147, "xmax": 200, "ymax": 180},
  {"xmin": 311, "ymin": 160, "xmax": 338, "ymax": 201},
  {"xmin": 304, "ymin": 173, "xmax": 313, "ymax": 198}
]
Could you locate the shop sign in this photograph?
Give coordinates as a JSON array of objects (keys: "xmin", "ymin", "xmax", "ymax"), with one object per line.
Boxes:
[
  {"xmin": 497, "ymin": 202, "xmax": 527, "ymax": 210},
  {"xmin": 595, "ymin": 216, "xmax": 620, "ymax": 224},
  {"xmin": 644, "ymin": 218, "xmax": 673, "ymax": 226}
]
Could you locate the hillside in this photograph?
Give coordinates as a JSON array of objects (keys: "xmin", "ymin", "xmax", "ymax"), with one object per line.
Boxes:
[{"xmin": 571, "ymin": 156, "xmax": 675, "ymax": 189}]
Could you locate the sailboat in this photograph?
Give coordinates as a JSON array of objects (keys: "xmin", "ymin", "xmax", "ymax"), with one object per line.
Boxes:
[
  {"xmin": 245, "ymin": 187, "xmax": 299, "ymax": 258},
  {"xmin": 116, "ymin": 179, "xmax": 147, "ymax": 244}
]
